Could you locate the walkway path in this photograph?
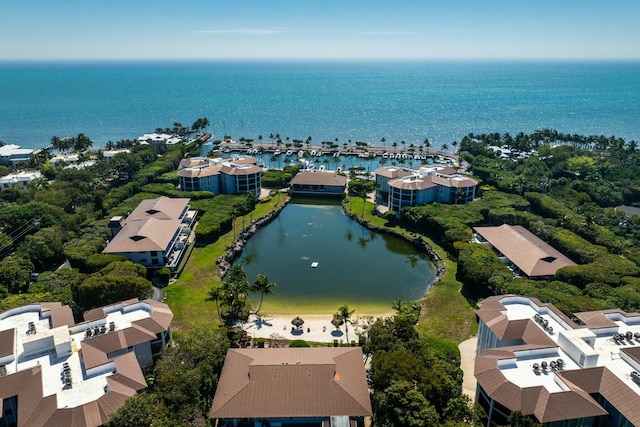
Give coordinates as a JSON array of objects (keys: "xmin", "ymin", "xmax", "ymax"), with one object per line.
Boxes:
[{"xmin": 459, "ymin": 336, "xmax": 478, "ymax": 400}]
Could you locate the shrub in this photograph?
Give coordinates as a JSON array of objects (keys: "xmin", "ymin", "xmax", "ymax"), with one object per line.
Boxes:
[{"xmin": 289, "ymin": 339, "xmax": 311, "ymax": 348}]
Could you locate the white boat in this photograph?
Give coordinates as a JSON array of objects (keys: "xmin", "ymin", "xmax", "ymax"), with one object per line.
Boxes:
[
  {"xmin": 285, "ymin": 150, "xmax": 293, "ymax": 156},
  {"xmin": 311, "ymin": 262, "xmax": 319, "ymax": 268},
  {"xmin": 310, "ymin": 150, "xmax": 317, "ymax": 156},
  {"xmin": 274, "ymin": 150, "xmax": 281, "ymax": 155},
  {"xmin": 298, "ymin": 150, "xmax": 304, "ymax": 157}
]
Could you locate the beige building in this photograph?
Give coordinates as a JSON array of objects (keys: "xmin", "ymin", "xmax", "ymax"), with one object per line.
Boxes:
[
  {"xmin": 375, "ymin": 165, "xmax": 477, "ymax": 211},
  {"xmin": 0, "ymin": 298, "xmax": 172, "ymax": 427},
  {"xmin": 177, "ymin": 156, "xmax": 262, "ymax": 197},
  {"xmin": 103, "ymin": 196, "xmax": 197, "ymax": 269},
  {"xmin": 290, "ymin": 172, "xmax": 348, "ymax": 196}
]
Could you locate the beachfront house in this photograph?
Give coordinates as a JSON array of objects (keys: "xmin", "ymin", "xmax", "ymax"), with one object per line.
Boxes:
[
  {"xmin": 210, "ymin": 347, "xmax": 373, "ymax": 427},
  {"xmin": 137, "ymin": 133, "xmax": 182, "ymax": 147},
  {"xmin": 0, "ymin": 170, "xmax": 42, "ymax": 190},
  {"xmin": 0, "ymin": 298, "xmax": 172, "ymax": 427},
  {"xmin": 0, "ymin": 144, "xmax": 34, "ymax": 168},
  {"xmin": 289, "ymin": 172, "xmax": 348, "ymax": 197},
  {"xmin": 475, "ymin": 295, "xmax": 640, "ymax": 427},
  {"xmin": 177, "ymin": 156, "xmax": 262, "ymax": 197},
  {"xmin": 375, "ymin": 165, "xmax": 477, "ymax": 211},
  {"xmin": 102, "ymin": 196, "xmax": 197, "ymax": 270},
  {"xmin": 474, "ymin": 224, "xmax": 576, "ymax": 279}
]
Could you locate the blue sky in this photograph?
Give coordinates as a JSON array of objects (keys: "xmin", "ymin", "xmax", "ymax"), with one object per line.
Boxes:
[{"xmin": 2, "ymin": 0, "xmax": 639, "ymax": 60}]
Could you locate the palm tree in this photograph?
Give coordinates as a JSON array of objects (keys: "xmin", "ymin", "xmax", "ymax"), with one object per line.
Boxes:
[
  {"xmin": 336, "ymin": 304, "xmax": 355, "ymax": 343},
  {"xmin": 50, "ymin": 136, "xmax": 62, "ymax": 151},
  {"xmin": 441, "ymin": 143, "xmax": 449, "ymax": 152},
  {"xmin": 392, "ymin": 298, "xmax": 405, "ymax": 313},
  {"xmin": 252, "ymin": 274, "xmax": 276, "ymax": 315},
  {"xmin": 220, "ymin": 265, "xmax": 251, "ymax": 326},
  {"xmin": 380, "ymin": 137, "xmax": 386, "ymax": 151},
  {"xmin": 208, "ymin": 286, "xmax": 223, "ymax": 324},
  {"xmin": 423, "ymin": 137, "xmax": 431, "ymax": 155}
]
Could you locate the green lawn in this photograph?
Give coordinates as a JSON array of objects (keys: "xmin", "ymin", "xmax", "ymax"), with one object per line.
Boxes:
[{"xmin": 167, "ymin": 193, "xmax": 478, "ymax": 343}]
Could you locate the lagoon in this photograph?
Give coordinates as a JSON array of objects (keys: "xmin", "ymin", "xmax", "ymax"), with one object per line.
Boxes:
[{"xmin": 237, "ymin": 200, "xmax": 435, "ymax": 314}]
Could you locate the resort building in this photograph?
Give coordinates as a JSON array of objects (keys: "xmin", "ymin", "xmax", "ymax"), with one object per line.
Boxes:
[
  {"xmin": 210, "ymin": 347, "xmax": 373, "ymax": 427},
  {"xmin": 473, "ymin": 224, "xmax": 576, "ymax": 279},
  {"xmin": 375, "ymin": 165, "xmax": 477, "ymax": 211},
  {"xmin": 0, "ymin": 298, "xmax": 172, "ymax": 427},
  {"xmin": 475, "ymin": 295, "xmax": 640, "ymax": 427},
  {"xmin": 290, "ymin": 172, "xmax": 348, "ymax": 197},
  {"xmin": 137, "ymin": 133, "xmax": 182, "ymax": 146},
  {"xmin": 0, "ymin": 144, "xmax": 34, "ymax": 168},
  {"xmin": 177, "ymin": 156, "xmax": 262, "ymax": 197},
  {"xmin": 102, "ymin": 149, "xmax": 131, "ymax": 163},
  {"xmin": 0, "ymin": 171, "xmax": 42, "ymax": 190},
  {"xmin": 102, "ymin": 196, "xmax": 197, "ymax": 269}
]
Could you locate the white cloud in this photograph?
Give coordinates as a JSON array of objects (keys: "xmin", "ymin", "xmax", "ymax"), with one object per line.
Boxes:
[
  {"xmin": 359, "ymin": 31, "xmax": 423, "ymax": 36},
  {"xmin": 193, "ymin": 28, "xmax": 284, "ymax": 35}
]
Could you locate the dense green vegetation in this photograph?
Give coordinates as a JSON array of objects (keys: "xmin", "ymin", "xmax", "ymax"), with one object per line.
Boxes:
[
  {"xmin": 5, "ymin": 126, "xmax": 640, "ymax": 426},
  {"xmin": 401, "ymin": 130, "xmax": 640, "ymax": 317}
]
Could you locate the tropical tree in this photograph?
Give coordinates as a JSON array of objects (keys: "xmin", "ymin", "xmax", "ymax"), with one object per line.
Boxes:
[
  {"xmin": 441, "ymin": 143, "xmax": 449, "ymax": 152},
  {"xmin": 208, "ymin": 286, "xmax": 223, "ymax": 324},
  {"xmin": 423, "ymin": 138, "xmax": 431, "ymax": 154},
  {"xmin": 251, "ymin": 274, "xmax": 276, "ymax": 315},
  {"xmin": 336, "ymin": 304, "xmax": 355, "ymax": 342},
  {"xmin": 219, "ymin": 264, "xmax": 251, "ymax": 326}
]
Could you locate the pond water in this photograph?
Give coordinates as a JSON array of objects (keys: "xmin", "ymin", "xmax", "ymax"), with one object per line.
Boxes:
[{"xmin": 237, "ymin": 200, "xmax": 436, "ymax": 313}]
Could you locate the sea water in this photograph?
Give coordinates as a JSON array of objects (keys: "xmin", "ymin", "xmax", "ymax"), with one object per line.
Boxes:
[{"xmin": 1, "ymin": 60, "xmax": 639, "ymax": 149}]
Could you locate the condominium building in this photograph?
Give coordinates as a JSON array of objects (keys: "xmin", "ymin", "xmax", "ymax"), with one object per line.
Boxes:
[
  {"xmin": 0, "ymin": 298, "xmax": 172, "ymax": 427},
  {"xmin": 475, "ymin": 295, "xmax": 640, "ymax": 427},
  {"xmin": 375, "ymin": 165, "xmax": 477, "ymax": 211},
  {"xmin": 103, "ymin": 196, "xmax": 197, "ymax": 269},
  {"xmin": 177, "ymin": 156, "xmax": 262, "ymax": 197}
]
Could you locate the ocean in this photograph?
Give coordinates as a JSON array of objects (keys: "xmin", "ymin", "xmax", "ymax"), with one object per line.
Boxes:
[{"xmin": 1, "ymin": 60, "xmax": 639, "ymax": 150}]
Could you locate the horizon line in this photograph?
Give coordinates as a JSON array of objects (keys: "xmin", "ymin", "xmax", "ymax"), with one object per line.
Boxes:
[{"xmin": 1, "ymin": 57, "xmax": 640, "ymax": 63}]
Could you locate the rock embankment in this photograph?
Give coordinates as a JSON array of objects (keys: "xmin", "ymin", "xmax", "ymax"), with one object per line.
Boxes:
[
  {"xmin": 343, "ymin": 209, "xmax": 446, "ymax": 284},
  {"xmin": 216, "ymin": 197, "xmax": 291, "ymax": 278}
]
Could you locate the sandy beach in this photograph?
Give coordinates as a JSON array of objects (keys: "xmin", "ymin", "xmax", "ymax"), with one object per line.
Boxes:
[{"xmin": 238, "ymin": 313, "xmax": 393, "ymax": 344}]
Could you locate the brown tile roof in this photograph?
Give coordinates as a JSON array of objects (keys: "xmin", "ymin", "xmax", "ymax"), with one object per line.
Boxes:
[
  {"xmin": 220, "ymin": 163, "xmax": 263, "ymax": 176},
  {"xmin": 179, "ymin": 157, "xmax": 210, "ymax": 169},
  {"xmin": 127, "ymin": 196, "xmax": 190, "ymax": 221},
  {"xmin": 474, "ymin": 225, "xmax": 577, "ymax": 277},
  {"xmin": 573, "ymin": 311, "xmax": 619, "ymax": 329},
  {"xmin": 177, "ymin": 164, "xmax": 222, "ymax": 178},
  {"xmin": 558, "ymin": 367, "xmax": 640, "ymax": 425},
  {"xmin": 210, "ymin": 347, "xmax": 372, "ymax": 420},
  {"xmin": 291, "ymin": 172, "xmax": 348, "ymax": 186},
  {"xmin": 622, "ymin": 347, "xmax": 640, "ymax": 365},
  {"xmin": 374, "ymin": 166, "xmax": 413, "ymax": 179},
  {"xmin": 103, "ymin": 217, "xmax": 182, "ymax": 253},
  {"xmin": 475, "ymin": 355, "xmax": 608, "ymax": 423},
  {"xmin": 431, "ymin": 174, "xmax": 478, "ymax": 188},
  {"xmin": 0, "ymin": 300, "xmax": 168, "ymax": 427},
  {"xmin": 0, "ymin": 328, "xmax": 14, "ymax": 358},
  {"xmin": 388, "ymin": 176, "xmax": 437, "ymax": 191},
  {"xmin": 228, "ymin": 155, "xmax": 258, "ymax": 165},
  {"xmin": 477, "ymin": 295, "xmax": 577, "ymax": 329},
  {"xmin": 82, "ymin": 326, "xmax": 156, "ymax": 369},
  {"xmin": 41, "ymin": 302, "xmax": 75, "ymax": 328}
]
